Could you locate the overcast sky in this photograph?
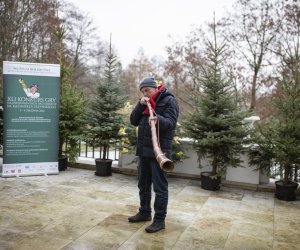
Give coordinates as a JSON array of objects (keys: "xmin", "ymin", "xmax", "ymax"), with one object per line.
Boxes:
[{"xmin": 68, "ymin": 0, "xmax": 235, "ymax": 66}]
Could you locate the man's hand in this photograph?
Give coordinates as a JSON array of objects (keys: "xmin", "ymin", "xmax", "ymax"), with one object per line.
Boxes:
[
  {"xmin": 140, "ymin": 96, "xmax": 149, "ymax": 105},
  {"xmin": 18, "ymin": 79, "xmax": 27, "ymax": 88}
]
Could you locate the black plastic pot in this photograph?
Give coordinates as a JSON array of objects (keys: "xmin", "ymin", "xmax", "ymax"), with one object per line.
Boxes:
[
  {"xmin": 95, "ymin": 159, "xmax": 113, "ymax": 176},
  {"xmin": 275, "ymin": 180, "xmax": 298, "ymax": 201},
  {"xmin": 58, "ymin": 155, "xmax": 68, "ymax": 171},
  {"xmin": 201, "ymin": 171, "xmax": 221, "ymax": 191}
]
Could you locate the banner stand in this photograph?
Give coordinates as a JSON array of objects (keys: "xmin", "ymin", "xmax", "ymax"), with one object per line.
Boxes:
[{"xmin": 2, "ymin": 61, "xmax": 60, "ymax": 177}]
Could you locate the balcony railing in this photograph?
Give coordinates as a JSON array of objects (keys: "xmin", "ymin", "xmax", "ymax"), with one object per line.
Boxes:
[{"xmin": 65, "ymin": 139, "xmax": 120, "ymax": 160}]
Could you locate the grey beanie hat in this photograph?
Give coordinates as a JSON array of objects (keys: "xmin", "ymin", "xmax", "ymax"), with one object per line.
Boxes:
[{"xmin": 139, "ymin": 77, "xmax": 157, "ymax": 90}]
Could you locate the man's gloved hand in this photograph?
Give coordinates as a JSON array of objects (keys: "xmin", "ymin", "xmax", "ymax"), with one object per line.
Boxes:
[
  {"xmin": 18, "ymin": 79, "xmax": 27, "ymax": 88},
  {"xmin": 140, "ymin": 96, "xmax": 149, "ymax": 105}
]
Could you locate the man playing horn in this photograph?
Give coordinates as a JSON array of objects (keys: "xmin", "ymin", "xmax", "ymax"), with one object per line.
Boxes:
[{"xmin": 128, "ymin": 76, "xmax": 179, "ymax": 233}]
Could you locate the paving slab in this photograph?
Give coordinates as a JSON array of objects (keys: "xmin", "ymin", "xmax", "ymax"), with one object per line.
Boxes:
[{"xmin": 0, "ymin": 167, "xmax": 299, "ymax": 250}]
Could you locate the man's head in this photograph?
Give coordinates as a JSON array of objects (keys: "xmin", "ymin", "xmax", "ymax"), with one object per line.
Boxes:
[
  {"xmin": 29, "ymin": 84, "xmax": 38, "ymax": 94},
  {"xmin": 139, "ymin": 77, "xmax": 157, "ymax": 97}
]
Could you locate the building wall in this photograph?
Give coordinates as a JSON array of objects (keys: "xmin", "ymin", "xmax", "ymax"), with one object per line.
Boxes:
[{"xmin": 118, "ymin": 139, "xmax": 269, "ymax": 185}]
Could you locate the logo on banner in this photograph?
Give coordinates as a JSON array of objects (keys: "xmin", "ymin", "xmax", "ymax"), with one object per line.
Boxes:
[{"xmin": 18, "ymin": 79, "xmax": 40, "ymax": 98}]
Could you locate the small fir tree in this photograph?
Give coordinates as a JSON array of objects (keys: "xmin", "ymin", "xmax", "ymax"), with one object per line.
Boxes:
[
  {"xmin": 184, "ymin": 20, "xmax": 249, "ymax": 176},
  {"xmin": 59, "ymin": 64, "xmax": 86, "ymax": 163},
  {"xmin": 55, "ymin": 23, "xmax": 86, "ymax": 164},
  {"xmin": 249, "ymin": 55, "xmax": 300, "ymax": 185},
  {"xmin": 85, "ymin": 42, "xmax": 126, "ymax": 160}
]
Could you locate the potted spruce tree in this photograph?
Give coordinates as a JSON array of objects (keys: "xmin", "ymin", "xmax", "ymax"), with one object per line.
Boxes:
[
  {"xmin": 56, "ymin": 24, "xmax": 86, "ymax": 171},
  {"xmin": 249, "ymin": 121, "xmax": 299, "ymax": 201},
  {"xmin": 249, "ymin": 7, "xmax": 300, "ymax": 200},
  {"xmin": 184, "ymin": 21, "xmax": 249, "ymax": 190},
  {"xmin": 59, "ymin": 64, "xmax": 86, "ymax": 170},
  {"xmin": 249, "ymin": 61, "xmax": 300, "ymax": 200},
  {"xmin": 85, "ymin": 42, "xmax": 126, "ymax": 176}
]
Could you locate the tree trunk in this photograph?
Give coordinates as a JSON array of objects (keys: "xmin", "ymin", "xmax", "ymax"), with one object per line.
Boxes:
[
  {"xmin": 294, "ymin": 165, "xmax": 298, "ymax": 182},
  {"xmin": 249, "ymin": 70, "xmax": 258, "ymax": 111},
  {"xmin": 59, "ymin": 137, "xmax": 64, "ymax": 156},
  {"xmin": 283, "ymin": 164, "xmax": 291, "ymax": 185},
  {"xmin": 212, "ymin": 158, "xmax": 218, "ymax": 175},
  {"xmin": 102, "ymin": 145, "xmax": 108, "ymax": 160}
]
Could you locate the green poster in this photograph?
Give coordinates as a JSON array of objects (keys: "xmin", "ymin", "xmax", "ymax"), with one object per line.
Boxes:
[{"xmin": 2, "ymin": 61, "xmax": 60, "ymax": 177}]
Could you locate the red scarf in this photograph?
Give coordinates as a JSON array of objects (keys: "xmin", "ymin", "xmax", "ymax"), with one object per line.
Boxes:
[{"xmin": 144, "ymin": 85, "xmax": 165, "ymax": 115}]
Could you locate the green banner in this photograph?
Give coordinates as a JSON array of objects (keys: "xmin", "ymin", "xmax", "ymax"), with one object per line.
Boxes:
[{"xmin": 2, "ymin": 61, "xmax": 60, "ymax": 177}]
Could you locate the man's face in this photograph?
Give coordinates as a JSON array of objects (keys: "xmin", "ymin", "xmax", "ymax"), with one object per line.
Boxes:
[
  {"xmin": 30, "ymin": 86, "xmax": 37, "ymax": 94},
  {"xmin": 140, "ymin": 87, "xmax": 157, "ymax": 98}
]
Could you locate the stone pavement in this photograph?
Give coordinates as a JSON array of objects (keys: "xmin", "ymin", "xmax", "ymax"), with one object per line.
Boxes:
[{"xmin": 0, "ymin": 167, "xmax": 300, "ymax": 250}]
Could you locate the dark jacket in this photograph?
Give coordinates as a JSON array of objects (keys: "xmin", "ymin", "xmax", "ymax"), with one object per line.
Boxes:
[{"xmin": 130, "ymin": 88, "xmax": 179, "ymax": 158}]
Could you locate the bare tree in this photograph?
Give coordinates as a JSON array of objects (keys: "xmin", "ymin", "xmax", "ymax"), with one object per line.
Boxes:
[
  {"xmin": 121, "ymin": 49, "xmax": 153, "ymax": 103},
  {"xmin": 222, "ymin": 0, "xmax": 282, "ymax": 111},
  {"xmin": 164, "ymin": 42, "xmax": 188, "ymax": 95},
  {"xmin": 0, "ymin": 0, "xmax": 59, "ymax": 63},
  {"xmin": 150, "ymin": 55, "xmax": 165, "ymax": 81},
  {"xmin": 0, "ymin": 0, "xmax": 61, "ymax": 98},
  {"xmin": 58, "ymin": 1, "xmax": 105, "ymax": 77},
  {"xmin": 273, "ymin": 1, "xmax": 300, "ymax": 101},
  {"xmin": 0, "ymin": 0, "xmax": 107, "ymax": 97}
]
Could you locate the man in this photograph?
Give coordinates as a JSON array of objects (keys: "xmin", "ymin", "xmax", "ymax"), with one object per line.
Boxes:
[
  {"xmin": 129, "ymin": 76, "xmax": 179, "ymax": 233},
  {"xmin": 18, "ymin": 79, "xmax": 40, "ymax": 98}
]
